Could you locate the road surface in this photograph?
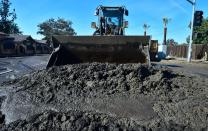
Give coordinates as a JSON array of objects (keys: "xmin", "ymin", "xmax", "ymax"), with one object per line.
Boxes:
[
  {"xmin": 0, "ymin": 55, "xmax": 208, "ymax": 84},
  {"xmin": 153, "ymin": 59, "xmax": 208, "ymax": 78},
  {"xmin": 0, "ymin": 55, "xmax": 49, "ymax": 84}
]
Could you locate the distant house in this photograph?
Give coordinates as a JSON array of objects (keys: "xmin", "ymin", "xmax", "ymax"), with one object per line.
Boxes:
[
  {"xmin": 0, "ymin": 32, "xmax": 16, "ymax": 56},
  {"xmin": 9, "ymin": 34, "xmax": 36, "ymax": 55},
  {"xmin": 0, "ymin": 33, "xmax": 51, "ymax": 57},
  {"xmin": 0, "ymin": 32, "xmax": 7, "ymax": 37},
  {"xmin": 34, "ymin": 39, "xmax": 50, "ymax": 54}
]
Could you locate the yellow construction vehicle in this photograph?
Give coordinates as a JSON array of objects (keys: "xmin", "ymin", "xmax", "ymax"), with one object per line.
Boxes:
[{"xmin": 47, "ymin": 5, "xmax": 151, "ymax": 68}]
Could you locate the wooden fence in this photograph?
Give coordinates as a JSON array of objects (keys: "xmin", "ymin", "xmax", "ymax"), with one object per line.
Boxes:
[{"xmin": 167, "ymin": 44, "xmax": 208, "ymax": 59}]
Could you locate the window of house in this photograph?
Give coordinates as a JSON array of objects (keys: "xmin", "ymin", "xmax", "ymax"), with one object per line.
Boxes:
[{"xmin": 3, "ymin": 40, "xmax": 15, "ymax": 49}]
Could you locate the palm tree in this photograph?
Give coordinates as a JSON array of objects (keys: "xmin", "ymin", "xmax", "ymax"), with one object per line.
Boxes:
[
  {"xmin": 143, "ymin": 24, "xmax": 150, "ymax": 36},
  {"xmin": 163, "ymin": 17, "xmax": 171, "ymax": 45}
]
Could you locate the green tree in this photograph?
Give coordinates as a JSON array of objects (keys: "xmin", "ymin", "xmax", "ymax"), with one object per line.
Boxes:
[
  {"xmin": 0, "ymin": 0, "xmax": 21, "ymax": 34},
  {"xmin": 166, "ymin": 39, "xmax": 178, "ymax": 47},
  {"xmin": 37, "ymin": 18, "xmax": 76, "ymax": 43},
  {"xmin": 193, "ymin": 18, "xmax": 208, "ymax": 44}
]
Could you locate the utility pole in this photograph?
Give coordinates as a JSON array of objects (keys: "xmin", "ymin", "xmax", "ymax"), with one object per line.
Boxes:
[{"xmin": 187, "ymin": 0, "xmax": 196, "ymax": 62}]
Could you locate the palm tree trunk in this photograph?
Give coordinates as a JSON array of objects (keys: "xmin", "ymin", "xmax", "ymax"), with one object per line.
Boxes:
[
  {"xmin": 163, "ymin": 27, "xmax": 167, "ymax": 45},
  {"xmin": 144, "ymin": 31, "xmax": 147, "ymax": 36}
]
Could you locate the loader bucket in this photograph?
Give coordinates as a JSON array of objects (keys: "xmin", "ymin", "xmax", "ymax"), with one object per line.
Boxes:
[{"xmin": 47, "ymin": 35, "xmax": 151, "ymax": 68}]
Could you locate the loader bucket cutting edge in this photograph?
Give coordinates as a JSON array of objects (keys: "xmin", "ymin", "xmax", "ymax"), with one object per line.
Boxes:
[{"xmin": 47, "ymin": 35, "xmax": 151, "ymax": 68}]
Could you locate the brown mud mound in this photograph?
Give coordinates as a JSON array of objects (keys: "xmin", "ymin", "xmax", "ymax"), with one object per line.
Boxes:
[
  {"xmin": 0, "ymin": 63, "xmax": 208, "ymax": 130},
  {"xmin": 1, "ymin": 110, "xmax": 195, "ymax": 131}
]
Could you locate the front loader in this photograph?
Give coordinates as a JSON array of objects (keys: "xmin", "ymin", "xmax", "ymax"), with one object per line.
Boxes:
[{"xmin": 47, "ymin": 5, "xmax": 151, "ymax": 68}]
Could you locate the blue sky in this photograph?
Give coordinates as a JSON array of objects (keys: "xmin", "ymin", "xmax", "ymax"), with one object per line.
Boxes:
[{"xmin": 10, "ymin": 0, "xmax": 208, "ymax": 44}]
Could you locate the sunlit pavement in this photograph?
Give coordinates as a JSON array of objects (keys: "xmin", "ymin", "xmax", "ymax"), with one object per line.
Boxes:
[
  {"xmin": 153, "ymin": 59, "xmax": 208, "ymax": 78},
  {"xmin": 0, "ymin": 55, "xmax": 50, "ymax": 84},
  {"xmin": 1, "ymin": 55, "xmax": 208, "ymax": 85}
]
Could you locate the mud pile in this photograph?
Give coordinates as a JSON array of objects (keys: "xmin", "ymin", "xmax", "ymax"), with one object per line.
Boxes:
[
  {"xmin": 0, "ymin": 63, "xmax": 208, "ymax": 130},
  {"xmin": 1, "ymin": 110, "xmax": 194, "ymax": 131}
]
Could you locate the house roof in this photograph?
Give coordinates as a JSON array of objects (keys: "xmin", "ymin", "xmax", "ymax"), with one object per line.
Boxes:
[
  {"xmin": 0, "ymin": 32, "xmax": 8, "ymax": 36},
  {"xmin": 0, "ymin": 32, "xmax": 13, "ymax": 41},
  {"xmin": 9, "ymin": 34, "xmax": 33, "ymax": 42},
  {"xmin": 35, "ymin": 39, "xmax": 47, "ymax": 44}
]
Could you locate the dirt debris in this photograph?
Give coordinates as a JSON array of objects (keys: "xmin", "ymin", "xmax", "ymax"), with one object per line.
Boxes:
[
  {"xmin": 0, "ymin": 63, "xmax": 208, "ymax": 130},
  {"xmin": 1, "ymin": 110, "xmax": 197, "ymax": 131}
]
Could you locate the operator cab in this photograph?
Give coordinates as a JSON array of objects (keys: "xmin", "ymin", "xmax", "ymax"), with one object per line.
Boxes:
[{"xmin": 91, "ymin": 6, "xmax": 129, "ymax": 36}]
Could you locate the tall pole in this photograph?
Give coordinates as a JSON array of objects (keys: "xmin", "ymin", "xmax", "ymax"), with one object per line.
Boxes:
[
  {"xmin": 187, "ymin": 0, "xmax": 196, "ymax": 62},
  {"xmin": 143, "ymin": 24, "xmax": 150, "ymax": 36},
  {"xmin": 163, "ymin": 18, "xmax": 170, "ymax": 45},
  {"xmin": 163, "ymin": 27, "xmax": 167, "ymax": 45}
]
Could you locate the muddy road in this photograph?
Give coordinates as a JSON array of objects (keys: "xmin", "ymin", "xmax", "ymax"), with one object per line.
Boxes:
[
  {"xmin": 0, "ymin": 62, "xmax": 208, "ymax": 130},
  {"xmin": 0, "ymin": 56, "xmax": 208, "ymax": 130},
  {"xmin": 0, "ymin": 55, "xmax": 49, "ymax": 84},
  {"xmin": 0, "ymin": 55, "xmax": 208, "ymax": 84},
  {"xmin": 153, "ymin": 60, "xmax": 208, "ymax": 78}
]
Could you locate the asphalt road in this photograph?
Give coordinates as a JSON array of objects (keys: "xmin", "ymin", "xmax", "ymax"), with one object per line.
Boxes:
[
  {"xmin": 153, "ymin": 60, "xmax": 208, "ymax": 78},
  {"xmin": 0, "ymin": 55, "xmax": 50, "ymax": 84},
  {"xmin": 0, "ymin": 55, "xmax": 208, "ymax": 84}
]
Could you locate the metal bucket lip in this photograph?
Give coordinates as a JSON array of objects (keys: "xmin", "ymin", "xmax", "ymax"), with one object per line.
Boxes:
[
  {"xmin": 52, "ymin": 35, "xmax": 151, "ymax": 46},
  {"xmin": 53, "ymin": 35, "xmax": 151, "ymax": 40},
  {"xmin": 53, "ymin": 35, "xmax": 151, "ymax": 37}
]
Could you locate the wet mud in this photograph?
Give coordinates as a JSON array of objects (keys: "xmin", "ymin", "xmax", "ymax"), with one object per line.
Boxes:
[{"xmin": 0, "ymin": 63, "xmax": 208, "ymax": 130}]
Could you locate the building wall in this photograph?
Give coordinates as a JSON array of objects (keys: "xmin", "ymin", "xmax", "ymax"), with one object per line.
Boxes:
[
  {"xmin": 0, "ymin": 36, "xmax": 51, "ymax": 57},
  {"xmin": 23, "ymin": 40, "xmax": 36, "ymax": 55},
  {"xmin": 0, "ymin": 39, "xmax": 17, "ymax": 56},
  {"xmin": 0, "ymin": 42, "xmax": 2, "ymax": 54},
  {"xmin": 35, "ymin": 43, "xmax": 51, "ymax": 54},
  {"xmin": 36, "ymin": 43, "xmax": 43, "ymax": 54}
]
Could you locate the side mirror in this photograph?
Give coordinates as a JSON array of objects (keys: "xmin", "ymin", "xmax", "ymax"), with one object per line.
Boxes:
[
  {"xmin": 125, "ymin": 10, "xmax": 129, "ymax": 16},
  {"xmin": 124, "ymin": 21, "xmax": 128, "ymax": 28},
  {"xmin": 91, "ymin": 22, "xmax": 97, "ymax": 29}
]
